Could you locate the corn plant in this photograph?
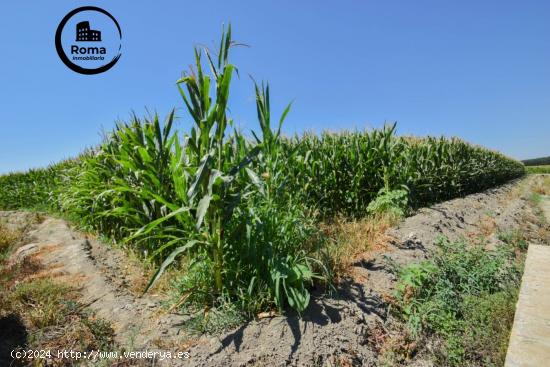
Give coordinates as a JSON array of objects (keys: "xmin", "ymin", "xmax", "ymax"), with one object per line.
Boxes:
[
  {"xmin": 59, "ymin": 113, "xmax": 179, "ymax": 244},
  {"xmin": 281, "ymin": 127, "xmax": 524, "ymax": 217},
  {"xmin": 117, "ymin": 26, "xmax": 321, "ymax": 314},
  {"xmin": 0, "ymin": 24, "xmax": 526, "ymax": 317}
]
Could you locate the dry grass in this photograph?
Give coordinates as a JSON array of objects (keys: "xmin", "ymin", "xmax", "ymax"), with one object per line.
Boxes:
[
  {"xmin": 521, "ymin": 178, "xmax": 550, "ymax": 242},
  {"xmin": 504, "ymin": 177, "xmax": 528, "ymax": 203},
  {"xmin": 372, "ymin": 321, "xmax": 418, "ymax": 366},
  {"xmin": 0, "ymin": 275, "xmax": 115, "ymax": 362},
  {"xmin": 10, "ymin": 279, "xmax": 74, "ymax": 328},
  {"xmin": 321, "ymin": 213, "xmax": 397, "ymax": 280},
  {"xmin": 0, "ymin": 227, "xmax": 114, "ymax": 365},
  {"xmin": 532, "ymin": 175, "xmax": 550, "ymax": 196},
  {"xmin": 0, "ymin": 224, "xmax": 23, "ymax": 258},
  {"xmin": 478, "ymin": 215, "xmax": 497, "ymax": 237}
]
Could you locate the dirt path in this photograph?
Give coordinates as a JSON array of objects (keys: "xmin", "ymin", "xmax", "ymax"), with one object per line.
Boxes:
[
  {"xmin": 1, "ymin": 213, "xmax": 190, "ymax": 365},
  {"xmin": 2, "ymin": 176, "xmax": 549, "ymax": 366}
]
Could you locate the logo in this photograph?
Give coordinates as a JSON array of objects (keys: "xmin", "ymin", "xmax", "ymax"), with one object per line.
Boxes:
[{"xmin": 55, "ymin": 6, "xmax": 122, "ymax": 75}]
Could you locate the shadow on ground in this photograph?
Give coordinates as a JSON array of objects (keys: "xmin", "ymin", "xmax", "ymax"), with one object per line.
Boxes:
[{"xmin": 0, "ymin": 313, "xmax": 28, "ymax": 366}]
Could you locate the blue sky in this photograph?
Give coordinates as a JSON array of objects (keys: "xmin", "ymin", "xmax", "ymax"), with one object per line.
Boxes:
[{"xmin": 1, "ymin": 1, "xmax": 549, "ymax": 173}]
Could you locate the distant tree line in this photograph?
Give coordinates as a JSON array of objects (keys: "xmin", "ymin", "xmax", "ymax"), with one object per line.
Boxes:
[{"xmin": 522, "ymin": 156, "xmax": 550, "ymax": 166}]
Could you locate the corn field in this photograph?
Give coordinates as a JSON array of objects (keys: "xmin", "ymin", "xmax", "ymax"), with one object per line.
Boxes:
[
  {"xmin": 283, "ymin": 128, "xmax": 524, "ymax": 217},
  {"xmin": 0, "ymin": 26, "xmax": 525, "ymax": 315}
]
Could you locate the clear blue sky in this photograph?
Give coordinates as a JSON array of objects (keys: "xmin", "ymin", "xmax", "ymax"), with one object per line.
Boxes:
[{"xmin": 1, "ymin": 0, "xmax": 549, "ymax": 174}]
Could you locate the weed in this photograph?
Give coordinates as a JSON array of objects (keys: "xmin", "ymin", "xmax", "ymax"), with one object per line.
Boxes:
[
  {"xmin": 532, "ymin": 175, "xmax": 550, "ymax": 195},
  {"xmin": 461, "ymin": 290, "xmax": 518, "ymax": 366},
  {"xmin": 0, "ymin": 276, "xmax": 114, "ymax": 364},
  {"xmin": 498, "ymin": 229, "xmax": 528, "ymax": 250},
  {"xmin": 81, "ymin": 317, "xmax": 115, "ymax": 349},
  {"xmin": 393, "ymin": 237, "xmax": 522, "ymax": 366},
  {"xmin": 182, "ymin": 302, "xmax": 245, "ymax": 336},
  {"xmin": 321, "ymin": 214, "xmax": 395, "ymax": 279},
  {"xmin": 11, "ymin": 279, "xmax": 73, "ymax": 328},
  {"xmin": 367, "ymin": 188, "xmax": 409, "ymax": 219},
  {"xmin": 0, "ymin": 224, "xmax": 22, "ymax": 261},
  {"xmin": 478, "ymin": 215, "xmax": 497, "ymax": 237},
  {"xmin": 529, "ymin": 192, "xmax": 543, "ymax": 206}
]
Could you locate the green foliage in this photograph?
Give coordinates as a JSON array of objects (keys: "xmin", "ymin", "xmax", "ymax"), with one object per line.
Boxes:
[
  {"xmin": 461, "ymin": 290, "xmax": 518, "ymax": 367},
  {"xmin": 283, "ymin": 124, "xmax": 406, "ymax": 218},
  {"xmin": 284, "ymin": 127, "xmax": 525, "ymax": 218},
  {"xmin": 269, "ymin": 255, "xmax": 314, "ymax": 312},
  {"xmin": 62, "ymin": 25, "xmax": 321, "ymax": 315},
  {"xmin": 0, "ymin": 25, "xmax": 526, "ymax": 318},
  {"xmin": 526, "ymin": 165, "xmax": 550, "ymax": 174},
  {"xmin": 183, "ymin": 303, "xmax": 245, "ymax": 335},
  {"xmin": 395, "ymin": 237, "xmax": 522, "ymax": 366},
  {"xmin": 0, "ymin": 159, "xmax": 78, "ymax": 212},
  {"xmin": 498, "ymin": 229, "xmax": 528, "ymax": 250},
  {"xmin": 522, "ymin": 156, "xmax": 550, "ymax": 166},
  {"xmin": 366, "ymin": 188, "xmax": 408, "ymax": 218}
]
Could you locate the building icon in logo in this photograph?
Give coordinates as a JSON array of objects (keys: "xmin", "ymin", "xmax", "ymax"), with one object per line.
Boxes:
[{"xmin": 76, "ymin": 21, "xmax": 101, "ymax": 42}]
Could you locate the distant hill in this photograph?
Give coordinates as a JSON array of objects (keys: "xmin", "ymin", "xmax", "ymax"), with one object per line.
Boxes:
[{"xmin": 522, "ymin": 156, "xmax": 550, "ymax": 166}]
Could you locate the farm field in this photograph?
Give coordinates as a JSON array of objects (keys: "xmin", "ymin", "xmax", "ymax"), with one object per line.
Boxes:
[
  {"xmin": 1, "ymin": 28, "xmax": 548, "ymax": 367},
  {"xmin": 1, "ymin": 176, "xmax": 549, "ymax": 366},
  {"xmin": 526, "ymin": 165, "xmax": 550, "ymax": 174}
]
